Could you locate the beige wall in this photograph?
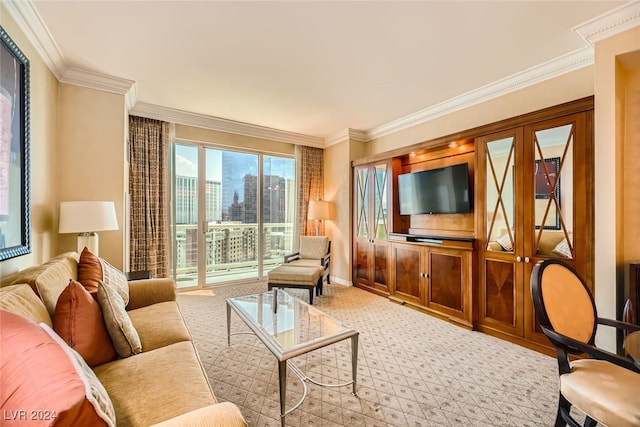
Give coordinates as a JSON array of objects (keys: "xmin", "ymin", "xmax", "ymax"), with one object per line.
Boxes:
[
  {"xmin": 56, "ymin": 84, "xmax": 127, "ymax": 269},
  {"xmin": 0, "ymin": 7, "xmax": 59, "ymax": 278},
  {"xmin": 621, "ymin": 58, "xmax": 640, "ymax": 260},
  {"xmin": 323, "ymin": 140, "xmax": 348, "ymax": 284},
  {"xmin": 323, "ymin": 138, "xmax": 366, "ymax": 285},
  {"xmin": 594, "ymin": 26, "xmax": 640, "ymax": 351}
]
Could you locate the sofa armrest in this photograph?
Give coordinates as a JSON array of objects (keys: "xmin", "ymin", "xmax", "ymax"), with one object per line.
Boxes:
[
  {"xmin": 150, "ymin": 402, "xmax": 247, "ymax": 427},
  {"xmin": 126, "ymin": 278, "xmax": 176, "ymax": 311}
]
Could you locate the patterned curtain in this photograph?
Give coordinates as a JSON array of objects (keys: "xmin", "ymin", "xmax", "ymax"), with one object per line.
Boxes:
[
  {"xmin": 128, "ymin": 116, "xmax": 169, "ymax": 278},
  {"xmin": 297, "ymin": 145, "xmax": 324, "ymax": 236}
]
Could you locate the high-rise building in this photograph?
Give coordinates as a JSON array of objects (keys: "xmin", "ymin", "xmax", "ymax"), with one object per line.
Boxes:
[
  {"xmin": 175, "ymin": 175, "xmax": 221, "ymax": 224},
  {"xmin": 221, "ymin": 152, "xmax": 257, "ymax": 216},
  {"xmin": 243, "ymin": 174, "xmax": 258, "ymax": 223}
]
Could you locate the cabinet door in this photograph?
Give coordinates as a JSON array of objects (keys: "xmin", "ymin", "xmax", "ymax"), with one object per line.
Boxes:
[
  {"xmin": 391, "ymin": 243, "xmax": 423, "ymax": 305},
  {"xmin": 370, "ymin": 163, "xmax": 390, "ymax": 292},
  {"xmin": 353, "ymin": 162, "xmax": 391, "ymax": 294},
  {"xmin": 477, "ymin": 129, "xmax": 525, "ymax": 336},
  {"xmin": 427, "ymin": 248, "xmax": 467, "ymax": 320},
  {"xmin": 523, "ymin": 112, "xmax": 591, "ymax": 344},
  {"xmin": 353, "ymin": 165, "xmax": 371, "ymax": 287}
]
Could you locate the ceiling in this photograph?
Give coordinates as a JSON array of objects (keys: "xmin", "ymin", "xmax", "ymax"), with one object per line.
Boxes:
[{"xmin": 11, "ymin": 1, "xmax": 636, "ymax": 144}]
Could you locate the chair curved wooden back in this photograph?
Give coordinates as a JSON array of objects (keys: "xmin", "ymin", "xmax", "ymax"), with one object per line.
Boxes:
[{"xmin": 531, "ymin": 259, "xmax": 597, "ymax": 352}]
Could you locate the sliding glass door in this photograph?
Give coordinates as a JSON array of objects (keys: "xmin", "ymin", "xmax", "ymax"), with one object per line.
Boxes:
[
  {"xmin": 171, "ymin": 143, "xmax": 295, "ymax": 289},
  {"xmin": 262, "ymin": 155, "xmax": 296, "ymax": 276}
]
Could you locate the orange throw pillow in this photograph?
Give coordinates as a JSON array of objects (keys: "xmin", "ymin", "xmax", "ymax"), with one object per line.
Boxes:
[
  {"xmin": 54, "ymin": 280, "xmax": 116, "ymax": 367},
  {"xmin": 78, "ymin": 247, "xmax": 129, "ymax": 305},
  {"xmin": 0, "ymin": 309, "xmax": 115, "ymax": 426},
  {"xmin": 78, "ymin": 247, "xmax": 103, "ymax": 294}
]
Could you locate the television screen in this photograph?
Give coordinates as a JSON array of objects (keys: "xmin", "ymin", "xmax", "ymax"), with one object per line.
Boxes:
[{"xmin": 398, "ymin": 163, "xmax": 471, "ymax": 215}]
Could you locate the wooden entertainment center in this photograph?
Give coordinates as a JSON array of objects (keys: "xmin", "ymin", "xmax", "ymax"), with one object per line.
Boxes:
[{"xmin": 352, "ymin": 97, "xmax": 594, "ymax": 353}]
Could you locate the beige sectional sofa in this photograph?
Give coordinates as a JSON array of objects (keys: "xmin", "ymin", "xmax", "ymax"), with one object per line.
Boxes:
[{"xmin": 0, "ymin": 252, "xmax": 246, "ymax": 427}]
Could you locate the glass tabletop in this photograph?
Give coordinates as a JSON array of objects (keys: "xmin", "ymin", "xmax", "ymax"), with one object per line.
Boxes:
[{"xmin": 227, "ymin": 289, "xmax": 358, "ymax": 361}]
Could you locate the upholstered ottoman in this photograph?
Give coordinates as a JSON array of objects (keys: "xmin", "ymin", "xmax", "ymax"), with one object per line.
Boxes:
[{"xmin": 267, "ymin": 265, "xmax": 323, "ymax": 304}]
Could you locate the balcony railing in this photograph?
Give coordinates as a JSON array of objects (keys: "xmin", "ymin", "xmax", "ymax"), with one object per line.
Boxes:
[{"xmin": 172, "ymin": 222, "xmax": 295, "ymax": 286}]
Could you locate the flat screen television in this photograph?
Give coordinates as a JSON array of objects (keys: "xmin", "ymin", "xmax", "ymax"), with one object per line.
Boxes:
[{"xmin": 398, "ymin": 163, "xmax": 471, "ymax": 215}]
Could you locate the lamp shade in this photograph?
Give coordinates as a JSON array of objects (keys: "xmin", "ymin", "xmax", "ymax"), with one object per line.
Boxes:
[
  {"xmin": 307, "ymin": 200, "xmax": 331, "ymax": 220},
  {"xmin": 58, "ymin": 201, "xmax": 119, "ymax": 233}
]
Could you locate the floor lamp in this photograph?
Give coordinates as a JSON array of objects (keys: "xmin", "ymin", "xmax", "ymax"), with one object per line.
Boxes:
[
  {"xmin": 58, "ymin": 201, "xmax": 119, "ymax": 256},
  {"xmin": 307, "ymin": 200, "xmax": 331, "ymax": 236}
]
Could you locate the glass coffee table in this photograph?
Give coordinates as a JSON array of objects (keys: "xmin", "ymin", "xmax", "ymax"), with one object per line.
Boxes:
[{"xmin": 226, "ymin": 289, "xmax": 358, "ymax": 426}]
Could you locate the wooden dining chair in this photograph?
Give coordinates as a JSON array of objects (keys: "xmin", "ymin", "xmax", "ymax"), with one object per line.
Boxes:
[{"xmin": 530, "ymin": 259, "xmax": 640, "ymax": 427}]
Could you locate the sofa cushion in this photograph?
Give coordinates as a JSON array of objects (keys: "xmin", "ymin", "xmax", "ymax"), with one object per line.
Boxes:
[
  {"xmin": 128, "ymin": 301, "xmax": 192, "ymax": 352},
  {"xmin": 94, "ymin": 341, "xmax": 216, "ymax": 427},
  {"xmin": 97, "ymin": 283, "xmax": 142, "ymax": 358},
  {"xmin": 0, "ymin": 283, "xmax": 52, "ymax": 327},
  {"xmin": 0, "ymin": 252, "xmax": 79, "ymax": 317},
  {"xmin": 299, "ymin": 236, "xmax": 329, "ymax": 259},
  {"xmin": 150, "ymin": 403, "xmax": 247, "ymax": 427},
  {"xmin": 0, "ymin": 309, "xmax": 115, "ymax": 426},
  {"xmin": 54, "ymin": 280, "xmax": 116, "ymax": 367},
  {"xmin": 79, "ymin": 248, "xmax": 129, "ymax": 305}
]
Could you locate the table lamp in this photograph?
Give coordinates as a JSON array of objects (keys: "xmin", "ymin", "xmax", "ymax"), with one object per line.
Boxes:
[
  {"xmin": 307, "ymin": 200, "xmax": 331, "ymax": 236},
  {"xmin": 58, "ymin": 201, "xmax": 118, "ymax": 256}
]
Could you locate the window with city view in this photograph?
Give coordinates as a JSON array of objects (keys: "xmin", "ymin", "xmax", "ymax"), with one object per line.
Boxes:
[{"xmin": 171, "ymin": 143, "xmax": 296, "ymax": 289}]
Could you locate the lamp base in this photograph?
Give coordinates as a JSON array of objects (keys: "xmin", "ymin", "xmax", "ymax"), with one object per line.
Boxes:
[{"xmin": 77, "ymin": 232, "xmax": 99, "ymax": 256}]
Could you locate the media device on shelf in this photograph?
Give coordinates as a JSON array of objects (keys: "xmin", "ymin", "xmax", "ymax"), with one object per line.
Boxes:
[{"xmin": 398, "ymin": 163, "xmax": 471, "ymax": 215}]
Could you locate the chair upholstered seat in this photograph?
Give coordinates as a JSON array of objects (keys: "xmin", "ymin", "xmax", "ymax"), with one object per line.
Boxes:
[{"xmin": 562, "ymin": 359, "xmax": 640, "ymax": 427}]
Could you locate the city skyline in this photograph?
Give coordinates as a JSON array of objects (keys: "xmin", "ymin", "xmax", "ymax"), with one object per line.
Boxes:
[{"xmin": 175, "ymin": 145, "xmax": 294, "ymax": 214}]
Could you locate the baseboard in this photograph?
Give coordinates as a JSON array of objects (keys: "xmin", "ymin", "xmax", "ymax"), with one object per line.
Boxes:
[{"xmin": 330, "ymin": 276, "xmax": 352, "ymax": 287}]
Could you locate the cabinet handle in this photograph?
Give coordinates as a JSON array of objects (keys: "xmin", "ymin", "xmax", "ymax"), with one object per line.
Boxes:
[
  {"xmin": 524, "ymin": 257, "xmax": 530, "ymax": 263},
  {"xmin": 516, "ymin": 256, "xmax": 522, "ymax": 263}
]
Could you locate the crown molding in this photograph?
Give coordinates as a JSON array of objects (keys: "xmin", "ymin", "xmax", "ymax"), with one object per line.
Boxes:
[
  {"xmin": 367, "ymin": 47, "xmax": 594, "ymax": 141},
  {"xmin": 60, "ymin": 66, "xmax": 135, "ymax": 96},
  {"xmin": 573, "ymin": 1, "xmax": 640, "ymax": 45},
  {"xmin": 325, "ymin": 128, "xmax": 368, "ymax": 147},
  {"xmin": 3, "ymin": 0, "xmax": 66, "ymax": 79},
  {"xmin": 130, "ymin": 102, "xmax": 324, "ymax": 147}
]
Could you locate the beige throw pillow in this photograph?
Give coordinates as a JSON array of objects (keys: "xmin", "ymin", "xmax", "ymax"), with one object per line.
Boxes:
[
  {"xmin": 97, "ymin": 282, "xmax": 142, "ymax": 358},
  {"xmin": 99, "ymin": 258, "xmax": 129, "ymax": 306}
]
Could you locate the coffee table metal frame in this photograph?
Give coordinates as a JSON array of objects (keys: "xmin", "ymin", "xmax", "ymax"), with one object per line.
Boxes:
[{"xmin": 226, "ymin": 289, "xmax": 358, "ymax": 426}]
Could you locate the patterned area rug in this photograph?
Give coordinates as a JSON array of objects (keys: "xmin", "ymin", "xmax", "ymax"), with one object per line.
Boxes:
[{"xmin": 177, "ymin": 282, "xmax": 561, "ymax": 426}]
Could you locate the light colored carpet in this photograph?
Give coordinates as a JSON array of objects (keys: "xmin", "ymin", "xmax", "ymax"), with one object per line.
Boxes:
[{"xmin": 177, "ymin": 282, "xmax": 562, "ymax": 426}]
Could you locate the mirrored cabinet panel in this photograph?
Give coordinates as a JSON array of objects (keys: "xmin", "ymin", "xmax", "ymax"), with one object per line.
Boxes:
[{"xmin": 477, "ymin": 107, "xmax": 592, "ymax": 348}]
